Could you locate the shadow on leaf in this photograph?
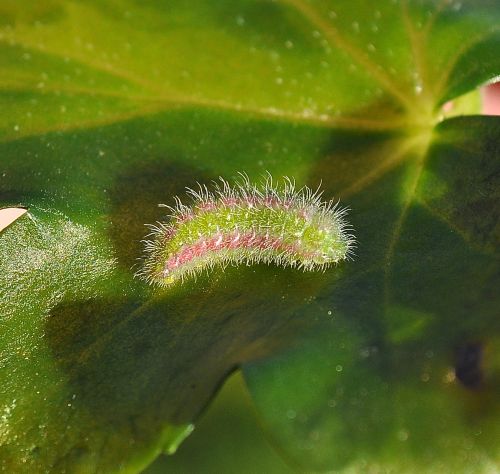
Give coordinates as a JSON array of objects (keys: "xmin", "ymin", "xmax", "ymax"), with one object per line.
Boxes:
[{"xmin": 45, "ymin": 265, "xmax": 326, "ymax": 426}]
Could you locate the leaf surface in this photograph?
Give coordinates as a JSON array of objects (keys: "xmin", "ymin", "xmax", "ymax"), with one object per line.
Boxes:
[{"xmin": 0, "ymin": 1, "xmax": 499, "ymax": 472}]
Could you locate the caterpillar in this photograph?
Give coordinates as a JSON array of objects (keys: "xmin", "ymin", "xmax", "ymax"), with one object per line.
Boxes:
[{"xmin": 138, "ymin": 174, "xmax": 355, "ymax": 287}]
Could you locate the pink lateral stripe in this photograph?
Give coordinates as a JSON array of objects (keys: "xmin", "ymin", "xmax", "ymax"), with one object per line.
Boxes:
[{"xmin": 163, "ymin": 231, "xmax": 304, "ymax": 274}]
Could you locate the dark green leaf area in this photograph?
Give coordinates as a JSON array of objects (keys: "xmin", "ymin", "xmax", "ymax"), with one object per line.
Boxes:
[
  {"xmin": 145, "ymin": 373, "xmax": 294, "ymax": 474},
  {"xmin": 244, "ymin": 116, "xmax": 500, "ymax": 472},
  {"xmin": 418, "ymin": 116, "xmax": 500, "ymax": 253}
]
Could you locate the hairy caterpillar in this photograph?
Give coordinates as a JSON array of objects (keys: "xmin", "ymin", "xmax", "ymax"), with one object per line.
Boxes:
[{"xmin": 138, "ymin": 174, "xmax": 355, "ymax": 287}]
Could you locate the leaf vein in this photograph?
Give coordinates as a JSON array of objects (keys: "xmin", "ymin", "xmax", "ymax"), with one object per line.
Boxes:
[{"xmin": 278, "ymin": 0, "xmax": 414, "ymax": 110}]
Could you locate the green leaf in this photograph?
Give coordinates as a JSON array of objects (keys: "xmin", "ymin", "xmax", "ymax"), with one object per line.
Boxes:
[
  {"xmin": 1, "ymin": 1, "xmax": 499, "ymax": 472},
  {"xmin": 244, "ymin": 115, "xmax": 500, "ymax": 472},
  {"xmin": 146, "ymin": 373, "xmax": 294, "ymax": 474}
]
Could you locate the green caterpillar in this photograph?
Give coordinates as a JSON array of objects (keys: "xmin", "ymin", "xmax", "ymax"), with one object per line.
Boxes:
[{"xmin": 138, "ymin": 174, "xmax": 355, "ymax": 287}]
